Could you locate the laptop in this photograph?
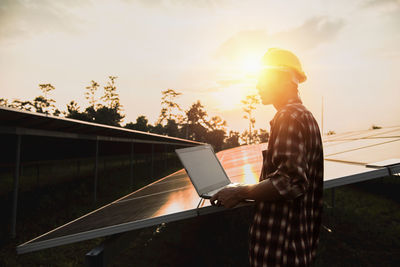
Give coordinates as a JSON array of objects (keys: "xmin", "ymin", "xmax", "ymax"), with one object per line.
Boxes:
[{"xmin": 175, "ymin": 144, "xmax": 237, "ymax": 199}]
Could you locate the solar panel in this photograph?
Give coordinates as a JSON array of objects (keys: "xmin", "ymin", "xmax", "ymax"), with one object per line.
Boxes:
[
  {"xmin": 326, "ymin": 139, "xmax": 400, "ymax": 164},
  {"xmin": 17, "ymin": 127, "xmax": 400, "ymax": 254},
  {"xmin": 324, "ymin": 138, "xmax": 400, "ymax": 156}
]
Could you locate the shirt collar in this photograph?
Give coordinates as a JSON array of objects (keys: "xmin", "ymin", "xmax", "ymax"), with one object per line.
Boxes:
[{"xmin": 269, "ymin": 95, "xmax": 302, "ymax": 128}]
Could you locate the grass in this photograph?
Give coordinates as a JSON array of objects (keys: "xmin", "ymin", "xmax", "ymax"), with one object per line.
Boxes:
[
  {"xmin": 1, "ymin": 171, "xmax": 399, "ymax": 266},
  {"xmin": 0, "ymin": 154, "xmax": 182, "ymax": 267},
  {"xmin": 110, "ymin": 176, "xmax": 400, "ymax": 267}
]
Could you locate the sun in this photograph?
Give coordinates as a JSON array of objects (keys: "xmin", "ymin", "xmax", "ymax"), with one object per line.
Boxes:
[
  {"xmin": 211, "ymin": 53, "xmax": 262, "ymax": 111},
  {"xmin": 241, "ymin": 55, "xmax": 262, "ymax": 76}
]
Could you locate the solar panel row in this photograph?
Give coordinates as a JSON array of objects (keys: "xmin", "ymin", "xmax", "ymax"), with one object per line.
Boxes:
[{"xmin": 17, "ymin": 127, "xmax": 400, "ymax": 254}]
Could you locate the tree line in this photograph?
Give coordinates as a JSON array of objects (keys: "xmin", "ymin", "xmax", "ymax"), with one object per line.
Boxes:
[{"xmin": 0, "ymin": 76, "xmax": 269, "ymax": 151}]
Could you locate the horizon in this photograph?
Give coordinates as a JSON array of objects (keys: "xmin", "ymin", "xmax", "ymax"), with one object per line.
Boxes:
[{"xmin": 1, "ymin": 0, "xmax": 399, "ymax": 134}]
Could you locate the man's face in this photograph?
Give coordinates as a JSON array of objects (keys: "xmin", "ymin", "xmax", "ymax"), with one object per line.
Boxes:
[{"xmin": 256, "ymin": 69, "xmax": 285, "ymax": 105}]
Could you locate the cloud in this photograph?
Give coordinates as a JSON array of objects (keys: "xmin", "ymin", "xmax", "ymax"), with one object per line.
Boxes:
[
  {"xmin": 361, "ymin": 0, "xmax": 400, "ymax": 25},
  {"xmin": 0, "ymin": 0, "xmax": 89, "ymax": 42},
  {"xmin": 362, "ymin": 0, "xmax": 400, "ymax": 8},
  {"xmin": 215, "ymin": 16, "xmax": 345, "ymax": 61},
  {"xmin": 216, "ymin": 79, "xmax": 242, "ymax": 87},
  {"xmin": 125, "ymin": 0, "xmax": 227, "ymax": 8}
]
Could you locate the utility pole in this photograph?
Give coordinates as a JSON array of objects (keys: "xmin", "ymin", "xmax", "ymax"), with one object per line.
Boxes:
[{"xmin": 321, "ymin": 96, "xmax": 324, "ymax": 135}]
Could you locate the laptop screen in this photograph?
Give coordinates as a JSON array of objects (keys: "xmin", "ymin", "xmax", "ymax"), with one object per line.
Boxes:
[{"xmin": 175, "ymin": 145, "xmax": 231, "ymax": 196}]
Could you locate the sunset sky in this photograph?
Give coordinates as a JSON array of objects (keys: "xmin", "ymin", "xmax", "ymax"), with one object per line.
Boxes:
[{"xmin": 1, "ymin": 0, "xmax": 399, "ymax": 134}]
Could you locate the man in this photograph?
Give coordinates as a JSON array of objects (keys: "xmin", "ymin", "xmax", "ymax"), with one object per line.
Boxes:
[{"xmin": 210, "ymin": 48, "xmax": 324, "ymax": 267}]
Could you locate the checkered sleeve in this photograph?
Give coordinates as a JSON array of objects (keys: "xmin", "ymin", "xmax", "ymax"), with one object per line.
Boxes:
[{"xmin": 268, "ymin": 112, "xmax": 309, "ymax": 200}]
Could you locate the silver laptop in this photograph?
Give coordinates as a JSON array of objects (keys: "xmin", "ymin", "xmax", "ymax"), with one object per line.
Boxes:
[{"xmin": 175, "ymin": 144, "xmax": 236, "ymax": 199}]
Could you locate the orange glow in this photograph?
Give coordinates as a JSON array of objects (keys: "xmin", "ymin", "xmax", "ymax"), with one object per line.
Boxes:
[
  {"xmin": 211, "ymin": 87, "xmax": 247, "ymax": 111},
  {"xmin": 153, "ymin": 189, "xmax": 198, "ymax": 217},
  {"xmin": 212, "ymin": 53, "xmax": 262, "ymax": 111},
  {"xmin": 241, "ymin": 163, "xmax": 259, "ymax": 184}
]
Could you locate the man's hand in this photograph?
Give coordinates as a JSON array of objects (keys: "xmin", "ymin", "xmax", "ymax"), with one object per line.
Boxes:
[{"xmin": 210, "ymin": 184, "xmax": 246, "ymax": 209}]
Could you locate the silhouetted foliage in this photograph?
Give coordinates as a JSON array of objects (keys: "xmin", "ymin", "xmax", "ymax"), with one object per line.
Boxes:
[
  {"xmin": 101, "ymin": 76, "xmax": 120, "ymax": 109},
  {"xmin": 257, "ymin": 128, "xmax": 269, "ymax": 143},
  {"xmin": 65, "ymin": 76, "xmax": 124, "ymax": 126},
  {"xmin": 10, "ymin": 99, "xmax": 33, "ymax": 111},
  {"xmin": 92, "ymin": 104, "xmax": 124, "ymax": 126},
  {"xmin": 224, "ymin": 131, "xmax": 241, "ymax": 149},
  {"xmin": 33, "ymin": 83, "xmax": 60, "ymax": 115},
  {"xmin": 158, "ymin": 89, "xmax": 182, "ymax": 125},
  {"xmin": 186, "ymin": 101, "xmax": 210, "ymax": 142},
  {"xmin": 149, "ymin": 123, "xmax": 165, "ymax": 135},
  {"xmin": 1, "ymin": 76, "xmax": 270, "ymax": 150},
  {"xmin": 125, "ymin": 115, "xmax": 150, "ymax": 132},
  {"xmin": 241, "ymin": 94, "xmax": 260, "ymax": 144},
  {"xmin": 164, "ymin": 119, "xmax": 179, "ymax": 137},
  {"xmin": 66, "ymin": 101, "xmax": 91, "ymax": 121},
  {"xmin": 85, "ymin": 80, "xmax": 100, "ymax": 107}
]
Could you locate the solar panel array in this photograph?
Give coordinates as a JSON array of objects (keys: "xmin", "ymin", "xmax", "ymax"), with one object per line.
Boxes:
[
  {"xmin": 17, "ymin": 127, "xmax": 400, "ymax": 254},
  {"xmin": 0, "ymin": 106, "xmax": 202, "ymax": 146}
]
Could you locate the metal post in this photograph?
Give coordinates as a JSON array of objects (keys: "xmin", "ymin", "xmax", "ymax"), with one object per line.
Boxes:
[
  {"xmin": 77, "ymin": 160, "xmax": 81, "ymax": 178},
  {"xmin": 94, "ymin": 139, "xmax": 99, "ymax": 203},
  {"xmin": 36, "ymin": 164, "xmax": 40, "ymax": 186},
  {"xmin": 151, "ymin": 144, "xmax": 154, "ymax": 178},
  {"xmin": 85, "ymin": 244, "xmax": 105, "ymax": 267},
  {"xmin": 130, "ymin": 142, "xmax": 134, "ymax": 190},
  {"xmin": 164, "ymin": 144, "xmax": 168, "ymax": 172},
  {"xmin": 11, "ymin": 134, "xmax": 21, "ymax": 238}
]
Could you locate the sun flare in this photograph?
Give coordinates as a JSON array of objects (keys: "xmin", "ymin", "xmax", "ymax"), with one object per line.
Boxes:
[
  {"xmin": 212, "ymin": 87, "xmax": 244, "ymax": 111},
  {"xmin": 242, "ymin": 56, "xmax": 262, "ymax": 75}
]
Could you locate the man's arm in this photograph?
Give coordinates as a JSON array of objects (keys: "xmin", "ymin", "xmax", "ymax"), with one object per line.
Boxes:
[
  {"xmin": 210, "ymin": 179, "xmax": 284, "ymax": 209},
  {"xmin": 211, "ymin": 112, "xmax": 308, "ymax": 209}
]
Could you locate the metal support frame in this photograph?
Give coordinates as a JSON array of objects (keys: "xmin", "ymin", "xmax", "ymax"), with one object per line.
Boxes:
[
  {"xmin": 130, "ymin": 142, "xmax": 134, "ymax": 190},
  {"xmin": 151, "ymin": 144, "xmax": 154, "ymax": 179},
  {"xmin": 85, "ymin": 230, "xmax": 140, "ymax": 267},
  {"xmin": 164, "ymin": 144, "xmax": 168, "ymax": 172},
  {"xmin": 85, "ymin": 243, "xmax": 105, "ymax": 267},
  {"xmin": 0, "ymin": 125, "xmax": 202, "ymax": 147},
  {"xmin": 77, "ymin": 160, "xmax": 81, "ymax": 178},
  {"xmin": 94, "ymin": 138, "xmax": 99, "ymax": 203},
  {"xmin": 11, "ymin": 134, "xmax": 22, "ymax": 238}
]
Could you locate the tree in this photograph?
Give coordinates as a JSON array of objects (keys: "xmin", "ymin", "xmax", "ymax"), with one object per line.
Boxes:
[
  {"xmin": 101, "ymin": 76, "xmax": 120, "ymax": 109},
  {"xmin": 224, "ymin": 131, "xmax": 240, "ymax": 149},
  {"xmin": 66, "ymin": 101, "xmax": 90, "ymax": 121},
  {"xmin": 257, "ymin": 128, "xmax": 269, "ymax": 143},
  {"xmin": 205, "ymin": 116, "xmax": 227, "ymax": 151},
  {"xmin": 209, "ymin": 116, "xmax": 227, "ymax": 131},
  {"xmin": 31, "ymin": 83, "xmax": 60, "ymax": 116},
  {"xmin": 125, "ymin": 115, "xmax": 150, "ymax": 132},
  {"xmin": 39, "ymin": 83, "xmax": 55, "ymax": 99},
  {"xmin": 149, "ymin": 123, "xmax": 165, "ymax": 135},
  {"xmin": 164, "ymin": 119, "xmax": 179, "ymax": 137},
  {"xmin": 206, "ymin": 129, "xmax": 226, "ymax": 151},
  {"xmin": 85, "ymin": 80, "xmax": 100, "ymax": 107},
  {"xmin": 158, "ymin": 89, "xmax": 182, "ymax": 125},
  {"xmin": 240, "ymin": 129, "xmax": 250, "ymax": 145},
  {"xmin": 10, "ymin": 99, "xmax": 32, "ymax": 111},
  {"xmin": 0, "ymin": 98, "xmax": 10, "ymax": 107},
  {"xmin": 94, "ymin": 104, "xmax": 124, "ymax": 126},
  {"xmin": 91, "ymin": 76, "xmax": 125, "ymax": 126},
  {"xmin": 241, "ymin": 94, "xmax": 260, "ymax": 144},
  {"xmin": 185, "ymin": 101, "xmax": 209, "ymax": 141}
]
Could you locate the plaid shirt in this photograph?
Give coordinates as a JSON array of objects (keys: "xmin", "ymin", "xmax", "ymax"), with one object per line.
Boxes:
[{"xmin": 249, "ymin": 97, "xmax": 324, "ymax": 267}]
